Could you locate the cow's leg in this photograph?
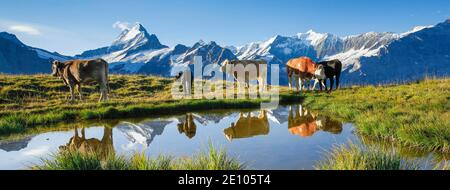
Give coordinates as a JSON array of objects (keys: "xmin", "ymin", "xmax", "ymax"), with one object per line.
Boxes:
[
  {"xmin": 99, "ymin": 88, "xmax": 104, "ymax": 102},
  {"xmin": 182, "ymin": 77, "xmax": 188, "ymax": 96},
  {"xmin": 328, "ymin": 77, "xmax": 334, "ymax": 93},
  {"xmin": 321, "ymin": 80, "xmax": 326, "ymax": 91},
  {"xmin": 68, "ymin": 83, "xmax": 75, "ymax": 101},
  {"xmin": 288, "ymin": 74, "xmax": 292, "ymax": 90},
  {"xmin": 76, "ymin": 84, "xmax": 83, "ymax": 101},
  {"xmin": 306, "ymin": 80, "xmax": 311, "ymax": 91},
  {"xmin": 258, "ymin": 77, "xmax": 264, "ymax": 94},
  {"xmin": 298, "ymin": 78, "xmax": 303, "ymax": 95},
  {"xmin": 81, "ymin": 127, "xmax": 86, "ymax": 139},
  {"xmin": 99, "ymin": 83, "xmax": 108, "ymax": 102},
  {"xmin": 103, "ymin": 84, "xmax": 109, "ymax": 101},
  {"xmin": 318, "ymin": 79, "xmax": 323, "ymax": 91},
  {"xmin": 335, "ymin": 75, "xmax": 340, "ymax": 90},
  {"xmin": 312, "ymin": 79, "xmax": 319, "ymax": 91}
]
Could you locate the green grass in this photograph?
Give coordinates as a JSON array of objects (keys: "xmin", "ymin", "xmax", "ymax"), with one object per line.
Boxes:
[
  {"xmin": 0, "ymin": 74, "xmax": 300, "ymax": 137},
  {"xmin": 0, "ymin": 74, "xmax": 449, "ymax": 155},
  {"xmin": 315, "ymin": 143, "xmax": 420, "ymax": 170},
  {"xmin": 303, "ymin": 78, "xmax": 450, "ymax": 153},
  {"xmin": 33, "ymin": 143, "xmax": 245, "ymax": 170}
]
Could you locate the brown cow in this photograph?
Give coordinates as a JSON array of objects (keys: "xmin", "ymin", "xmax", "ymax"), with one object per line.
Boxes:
[
  {"xmin": 177, "ymin": 113, "xmax": 197, "ymax": 139},
  {"xmin": 287, "ymin": 105, "xmax": 319, "ymax": 137},
  {"xmin": 59, "ymin": 126, "xmax": 114, "ymax": 160},
  {"xmin": 51, "ymin": 59, "xmax": 109, "ymax": 102},
  {"xmin": 286, "ymin": 57, "xmax": 325, "ymax": 93},
  {"xmin": 223, "ymin": 110, "xmax": 269, "ymax": 141}
]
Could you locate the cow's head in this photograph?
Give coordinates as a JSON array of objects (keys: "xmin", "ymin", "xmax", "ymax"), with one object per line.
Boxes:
[
  {"xmin": 51, "ymin": 60, "xmax": 63, "ymax": 77},
  {"xmin": 175, "ymin": 71, "xmax": 183, "ymax": 80},
  {"xmin": 314, "ymin": 64, "xmax": 326, "ymax": 80},
  {"xmin": 220, "ymin": 59, "xmax": 231, "ymax": 72}
]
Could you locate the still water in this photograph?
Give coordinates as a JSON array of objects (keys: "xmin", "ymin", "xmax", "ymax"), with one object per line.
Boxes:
[{"xmin": 0, "ymin": 104, "xmax": 445, "ymax": 170}]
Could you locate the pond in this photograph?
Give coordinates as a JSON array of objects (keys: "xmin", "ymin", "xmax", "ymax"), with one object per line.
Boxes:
[{"xmin": 0, "ymin": 104, "xmax": 446, "ymax": 170}]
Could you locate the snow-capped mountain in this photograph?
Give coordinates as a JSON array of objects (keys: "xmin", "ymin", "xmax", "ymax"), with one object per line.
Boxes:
[
  {"xmin": 76, "ymin": 23, "xmax": 173, "ymax": 75},
  {"xmin": 341, "ymin": 19, "xmax": 450, "ymax": 84},
  {"xmin": 77, "ymin": 23, "xmax": 236, "ymax": 76},
  {"xmin": 235, "ymin": 19, "xmax": 450, "ymax": 85},
  {"xmin": 170, "ymin": 40, "xmax": 237, "ymax": 76},
  {"xmin": 116, "ymin": 119, "xmax": 173, "ymax": 147},
  {"xmin": 1, "ymin": 19, "xmax": 448, "ymax": 85},
  {"xmin": 0, "ymin": 32, "xmax": 70, "ymax": 74}
]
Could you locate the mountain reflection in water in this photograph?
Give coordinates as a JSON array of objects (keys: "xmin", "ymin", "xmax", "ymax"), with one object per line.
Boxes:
[{"xmin": 0, "ymin": 104, "xmax": 445, "ymax": 170}]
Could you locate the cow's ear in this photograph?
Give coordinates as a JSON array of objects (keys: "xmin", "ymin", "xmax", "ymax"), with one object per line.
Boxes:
[{"xmin": 222, "ymin": 59, "xmax": 229, "ymax": 66}]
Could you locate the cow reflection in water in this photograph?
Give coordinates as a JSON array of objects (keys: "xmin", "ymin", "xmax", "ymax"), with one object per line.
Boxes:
[
  {"xmin": 60, "ymin": 126, "xmax": 114, "ymax": 159},
  {"xmin": 224, "ymin": 110, "xmax": 269, "ymax": 141},
  {"xmin": 177, "ymin": 113, "xmax": 197, "ymax": 139},
  {"xmin": 288, "ymin": 105, "xmax": 342, "ymax": 137}
]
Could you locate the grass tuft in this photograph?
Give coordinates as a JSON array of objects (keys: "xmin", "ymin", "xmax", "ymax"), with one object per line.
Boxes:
[
  {"xmin": 33, "ymin": 143, "xmax": 245, "ymax": 170},
  {"xmin": 315, "ymin": 142, "xmax": 419, "ymax": 170}
]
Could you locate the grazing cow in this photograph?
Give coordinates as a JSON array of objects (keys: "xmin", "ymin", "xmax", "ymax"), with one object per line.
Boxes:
[
  {"xmin": 220, "ymin": 59, "xmax": 267, "ymax": 92},
  {"xmin": 177, "ymin": 113, "xmax": 197, "ymax": 139},
  {"xmin": 59, "ymin": 126, "xmax": 114, "ymax": 160},
  {"xmin": 51, "ymin": 59, "xmax": 109, "ymax": 102},
  {"xmin": 287, "ymin": 105, "xmax": 343, "ymax": 137},
  {"xmin": 287, "ymin": 105, "xmax": 320, "ymax": 137},
  {"xmin": 286, "ymin": 57, "xmax": 325, "ymax": 93},
  {"xmin": 316, "ymin": 59, "xmax": 342, "ymax": 93},
  {"xmin": 223, "ymin": 110, "xmax": 269, "ymax": 141}
]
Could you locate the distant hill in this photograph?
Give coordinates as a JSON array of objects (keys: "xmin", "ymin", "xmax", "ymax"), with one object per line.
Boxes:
[{"xmin": 0, "ymin": 32, "xmax": 70, "ymax": 74}]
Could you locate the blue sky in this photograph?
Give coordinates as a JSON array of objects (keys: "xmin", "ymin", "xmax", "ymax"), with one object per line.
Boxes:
[{"xmin": 0, "ymin": 0, "xmax": 449, "ymax": 55}]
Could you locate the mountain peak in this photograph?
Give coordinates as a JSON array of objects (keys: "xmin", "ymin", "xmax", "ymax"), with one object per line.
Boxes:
[
  {"xmin": 113, "ymin": 23, "xmax": 150, "ymax": 44},
  {"xmin": 306, "ymin": 29, "xmax": 318, "ymax": 34},
  {"xmin": 296, "ymin": 30, "xmax": 329, "ymax": 46},
  {"xmin": 197, "ymin": 40, "xmax": 206, "ymax": 45},
  {"xmin": 0, "ymin": 32, "xmax": 23, "ymax": 45},
  {"xmin": 110, "ymin": 23, "xmax": 167, "ymax": 51},
  {"xmin": 131, "ymin": 23, "xmax": 147, "ymax": 33},
  {"xmin": 208, "ymin": 41, "xmax": 217, "ymax": 46}
]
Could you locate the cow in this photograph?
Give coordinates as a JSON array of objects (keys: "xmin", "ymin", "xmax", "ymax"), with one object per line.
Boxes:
[
  {"xmin": 59, "ymin": 126, "xmax": 114, "ymax": 160},
  {"xmin": 177, "ymin": 113, "xmax": 197, "ymax": 139},
  {"xmin": 220, "ymin": 59, "xmax": 267, "ymax": 93},
  {"xmin": 51, "ymin": 58, "xmax": 109, "ymax": 102},
  {"xmin": 287, "ymin": 105, "xmax": 320, "ymax": 137},
  {"xmin": 316, "ymin": 59, "xmax": 342, "ymax": 93},
  {"xmin": 175, "ymin": 70, "xmax": 193, "ymax": 96},
  {"xmin": 223, "ymin": 110, "xmax": 269, "ymax": 141},
  {"xmin": 287, "ymin": 105, "xmax": 343, "ymax": 137},
  {"xmin": 286, "ymin": 57, "xmax": 325, "ymax": 94}
]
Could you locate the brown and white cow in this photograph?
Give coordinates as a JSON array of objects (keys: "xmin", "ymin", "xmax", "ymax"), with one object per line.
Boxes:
[
  {"xmin": 220, "ymin": 59, "xmax": 267, "ymax": 92},
  {"xmin": 51, "ymin": 58, "xmax": 109, "ymax": 102},
  {"xmin": 287, "ymin": 105, "xmax": 343, "ymax": 137},
  {"xmin": 286, "ymin": 57, "xmax": 325, "ymax": 93}
]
